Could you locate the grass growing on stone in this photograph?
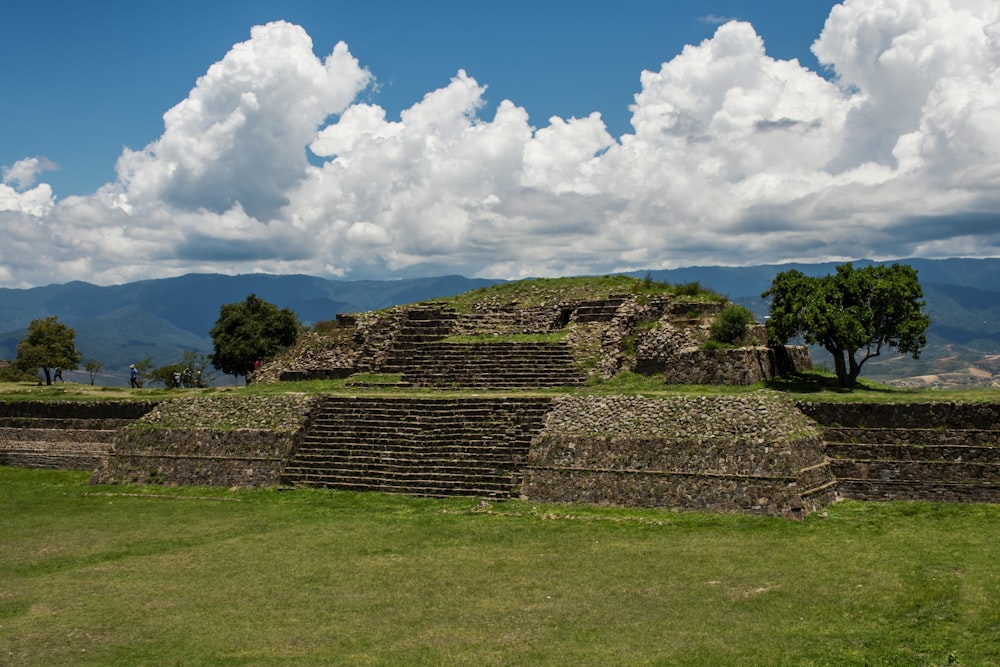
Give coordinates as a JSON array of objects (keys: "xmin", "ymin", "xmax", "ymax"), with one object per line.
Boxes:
[
  {"xmin": 439, "ymin": 274, "xmax": 723, "ymax": 312},
  {"xmin": 0, "ymin": 381, "xmax": 230, "ymax": 403},
  {"xmin": 6, "ymin": 374, "xmax": 1000, "ymax": 405},
  {"xmin": 2, "ymin": 467, "xmax": 999, "ymax": 666}
]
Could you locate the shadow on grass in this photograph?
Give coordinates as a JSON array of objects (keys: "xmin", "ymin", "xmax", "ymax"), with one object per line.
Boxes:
[{"xmin": 765, "ymin": 371, "xmax": 901, "ymax": 396}]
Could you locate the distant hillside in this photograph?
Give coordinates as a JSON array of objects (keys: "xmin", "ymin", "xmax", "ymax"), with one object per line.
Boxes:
[
  {"xmin": 0, "ymin": 274, "xmax": 501, "ymax": 385},
  {"xmin": 1, "ymin": 258, "xmax": 998, "ymax": 388}
]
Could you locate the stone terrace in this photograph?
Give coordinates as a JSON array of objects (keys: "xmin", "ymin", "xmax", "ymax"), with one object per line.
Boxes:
[
  {"xmin": 800, "ymin": 402, "xmax": 1000, "ymax": 503},
  {"xmin": 0, "ymin": 401, "xmax": 156, "ymax": 471}
]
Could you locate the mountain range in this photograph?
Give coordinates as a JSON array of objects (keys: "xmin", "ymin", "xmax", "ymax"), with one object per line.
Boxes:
[{"xmin": 1, "ymin": 258, "xmax": 998, "ymax": 388}]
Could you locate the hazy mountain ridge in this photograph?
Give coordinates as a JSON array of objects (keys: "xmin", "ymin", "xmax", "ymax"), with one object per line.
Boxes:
[{"xmin": 1, "ymin": 259, "xmax": 998, "ymax": 388}]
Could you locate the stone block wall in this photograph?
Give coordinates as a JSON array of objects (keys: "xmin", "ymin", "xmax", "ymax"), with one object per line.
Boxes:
[
  {"xmin": 802, "ymin": 401, "xmax": 1000, "ymax": 503},
  {"xmin": 800, "ymin": 401, "xmax": 1000, "ymax": 430},
  {"xmin": 661, "ymin": 346, "xmax": 811, "ymax": 385},
  {"xmin": 522, "ymin": 394, "xmax": 834, "ymax": 516},
  {"xmin": 17, "ymin": 393, "xmax": 1000, "ymax": 513},
  {"xmin": 0, "ymin": 401, "xmax": 157, "ymax": 471},
  {"xmin": 91, "ymin": 395, "xmax": 318, "ymax": 488},
  {"xmin": 92, "ymin": 428, "xmax": 301, "ymax": 487},
  {"xmin": 0, "ymin": 401, "xmax": 158, "ymax": 420}
]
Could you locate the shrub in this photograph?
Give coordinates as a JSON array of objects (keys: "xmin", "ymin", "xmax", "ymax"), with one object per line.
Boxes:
[
  {"xmin": 674, "ymin": 281, "xmax": 703, "ymax": 297},
  {"xmin": 710, "ymin": 305, "xmax": 754, "ymax": 345},
  {"xmin": 0, "ymin": 362, "xmax": 35, "ymax": 382}
]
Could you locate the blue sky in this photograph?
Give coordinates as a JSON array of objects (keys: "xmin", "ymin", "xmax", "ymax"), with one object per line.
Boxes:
[
  {"xmin": 4, "ymin": 1, "xmax": 835, "ymax": 196},
  {"xmin": 2, "ymin": 1, "xmax": 999, "ymax": 287}
]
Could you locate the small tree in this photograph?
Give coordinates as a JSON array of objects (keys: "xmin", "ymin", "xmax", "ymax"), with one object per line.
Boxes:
[
  {"xmin": 209, "ymin": 294, "xmax": 301, "ymax": 382},
  {"xmin": 148, "ymin": 352, "xmax": 213, "ymax": 388},
  {"xmin": 178, "ymin": 350, "xmax": 213, "ymax": 387},
  {"xmin": 84, "ymin": 358, "xmax": 103, "ymax": 385},
  {"xmin": 14, "ymin": 316, "xmax": 82, "ymax": 385},
  {"xmin": 762, "ymin": 262, "xmax": 930, "ymax": 388}
]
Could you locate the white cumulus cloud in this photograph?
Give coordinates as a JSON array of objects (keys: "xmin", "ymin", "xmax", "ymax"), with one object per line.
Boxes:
[{"xmin": 1, "ymin": 1, "xmax": 999, "ymax": 288}]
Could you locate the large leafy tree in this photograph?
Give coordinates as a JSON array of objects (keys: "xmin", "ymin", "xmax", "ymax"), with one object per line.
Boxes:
[
  {"xmin": 763, "ymin": 262, "xmax": 931, "ymax": 388},
  {"xmin": 14, "ymin": 316, "xmax": 83, "ymax": 385},
  {"xmin": 209, "ymin": 294, "xmax": 301, "ymax": 381}
]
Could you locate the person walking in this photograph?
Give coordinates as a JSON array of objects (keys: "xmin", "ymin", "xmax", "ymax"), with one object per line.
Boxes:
[{"xmin": 129, "ymin": 364, "xmax": 139, "ymax": 388}]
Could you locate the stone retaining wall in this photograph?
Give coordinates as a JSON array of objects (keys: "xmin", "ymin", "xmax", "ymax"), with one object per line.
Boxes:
[
  {"xmin": 92, "ymin": 428, "xmax": 301, "ymax": 487},
  {"xmin": 803, "ymin": 401, "xmax": 1000, "ymax": 503},
  {"xmin": 0, "ymin": 401, "xmax": 157, "ymax": 471},
  {"xmin": 13, "ymin": 395, "xmax": 1000, "ymax": 513},
  {"xmin": 90, "ymin": 395, "xmax": 318, "ymax": 488},
  {"xmin": 0, "ymin": 401, "xmax": 158, "ymax": 419},
  {"xmin": 800, "ymin": 401, "xmax": 1000, "ymax": 429},
  {"xmin": 661, "ymin": 346, "xmax": 811, "ymax": 385},
  {"xmin": 522, "ymin": 394, "xmax": 833, "ymax": 516}
]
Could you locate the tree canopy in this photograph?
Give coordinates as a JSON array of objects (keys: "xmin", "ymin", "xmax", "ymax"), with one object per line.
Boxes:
[
  {"xmin": 14, "ymin": 316, "xmax": 83, "ymax": 385},
  {"xmin": 209, "ymin": 294, "xmax": 301, "ymax": 380},
  {"xmin": 763, "ymin": 262, "xmax": 931, "ymax": 388}
]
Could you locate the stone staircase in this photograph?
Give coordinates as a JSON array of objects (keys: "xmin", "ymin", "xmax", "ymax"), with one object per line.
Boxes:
[
  {"xmin": 401, "ymin": 342, "xmax": 586, "ymax": 389},
  {"xmin": 281, "ymin": 397, "xmax": 553, "ymax": 498},
  {"xmin": 801, "ymin": 402, "xmax": 1000, "ymax": 503},
  {"xmin": 0, "ymin": 401, "xmax": 156, "ymax": 471},
  {"xmin": 569, "ymin": 296, "xmax": 628, "ymax": 322},
  {"xmin": 380, "ymin": 305, "xmax": 458, "ymax": 374}
]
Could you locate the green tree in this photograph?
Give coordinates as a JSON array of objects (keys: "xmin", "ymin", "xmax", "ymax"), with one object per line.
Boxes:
[
  {"xmin": 84, "ymin": 358, "xmax": 103, "ymax": 385},
  {"xmin": 148, "ymin": 363, "xmax": 184, "ymax": 388},
  {"xmin": 762, "ymin": 262, "xmax": 930, "ymax": 388},
  {"xmin": 209, "ymin": 294, "xmax": 301, "ymax": 382},
  {"xmin": 14, "ymin": 316, "xmax": 82, "ymax": 385},
  {"xmin": 178, "ymin": 350, "xmax": 213, "ymax": 387},
  {"xmin": 148, "ymin": 351, "xmax": 213, "ymax": 388}
]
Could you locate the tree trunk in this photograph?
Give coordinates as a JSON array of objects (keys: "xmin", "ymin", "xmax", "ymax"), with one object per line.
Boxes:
[
  {"xmin": 42, "ymin": 367, "xmax": 52, "ymax": 385},
  {"xmin": 830, "ymin": 349, "xmax": 852, "ymax": 388},
  {"xmin": 847, "ymin": 353, "xmax": 863, "ymax": 388}
]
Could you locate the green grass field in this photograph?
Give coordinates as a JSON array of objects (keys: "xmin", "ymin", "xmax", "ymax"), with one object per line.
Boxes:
[{"xmin": 3, "ymin": 467, "xmax": 999, "ymax": 666}]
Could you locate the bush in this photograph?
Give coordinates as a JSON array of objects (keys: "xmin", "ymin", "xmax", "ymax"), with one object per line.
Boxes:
[
  {"xmin": 674, "ymin": 281, "xmax": 703, "ymax": 297},
  {"xmin": 0, "ymin": 362, "xmax": 36, "ymax": 382},
  {"xmin": 710, "ymin": 305, "xmax": 754, "ymax": 345}
]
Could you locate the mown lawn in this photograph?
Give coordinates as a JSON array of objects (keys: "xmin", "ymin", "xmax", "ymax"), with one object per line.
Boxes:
[{"xmin": 2, "ymin": 468, "xmax": 999, "ymax": 666}]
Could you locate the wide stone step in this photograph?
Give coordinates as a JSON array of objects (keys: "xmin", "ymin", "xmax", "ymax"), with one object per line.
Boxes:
[
  {"xmin": 0, "ymin": 427, "xmax": 119, "ymax": 443},
  {"xmin": 830, "ymin": 459, "xmax": 1000, "ymax": 484},
  {"xmin": 295, "ymin": 450, "xmax": 527, "ymax": 470},
  {"xmin": 407, "ymin": 379, "xmax": 584, "ymax": 388},
  {"xmin": 281, "ymin": 472, "xmax": 519, "ymax": 497},
  {"xmin": 0, "ymin": 417, "xmax": 135, "ymax": 430},
  {"xmin": 296, "ymin": 438, "xmax": 531, "ymax": 457},
  {"xmin": 825, "ymin": 443, "xmax": 1000, "ymax": 463},
  {"xmin": 284, "ymin": 460, "xmax": 519, "ymax": 477},
  {"xmin": 296, "ymin": 439, "xmax": 531, "ymax": 452},
  {"xmin": 824, "ymin": 427, "xmax": 1000, "ymax": 447},
  {"xmin": 283, "ymin": 462, "xmax": 519, "ymax": 478},
  {"xmin": 836, "ymin": 478, "xmax": 1000, "ymax": 503},
  {"xmin": 307, "ymin": 420, "xmax": 548, "ymax": 430},
  {"xmin": 1, "ymin": 443, "xmax": 107, "ymax": 471}
]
